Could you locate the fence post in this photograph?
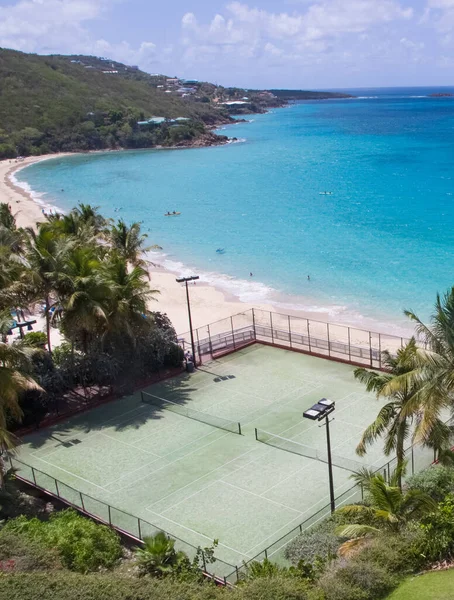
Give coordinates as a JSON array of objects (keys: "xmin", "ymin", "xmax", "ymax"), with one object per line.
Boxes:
[
  {"xmin": 288, "ymin": 315, "xmax": 292, "ymax": 348},
  {"xmin": 348, "ymin": 327, "xmax": 351, "ymax": 362},
  {"xmin": 202, "ymin": 551, "xmax": 207, "ymax": 571},
  {"xmin": 369, "ymin": 332, "xmax": 373, "ymax": 367},
  {"xmin": 270, "ymin": 312, "xmax": 274, "ymax": 344},
  {"xmin": 264, "ymin": 548, "xmax": 268, "ymax": 560},
  {"xmin": 235, "ymin": 566, "xmax": 240, "ymax": 582},
  {"xmin": 196, "ymin": 327, "xmax": 202, "ymax": 363},
  {"xmin": 55, "ymin": 479, "xmax": 60, "ymax": 497},
  {"xmin": 138, "ymin": 518, "xmax": 142, "ymax": 540},
  {"xmin": 231, "ymin": 316, "xmax": 236, "ymax": 349},
  {"xmin": 307, "ymin": 320, "xmax": 312, "ymax": 352},
  {"xmin": 207, "ymin": 324, "xmax": 213, "ymax": 358},
  {"xmin": 80, "ymin": 492, "xmax": 85, "ymax": 511},
  {"xmin": 108, "ymin": 505, "xmax": 112, "ymax": 525},
  {"xmin": 252, "ymin": 308, "xmax": 257, "ymax": 339},
  {"xmin": 327, "ymin": 323, "xmax": 331, "ymax": 357},
  {"xmin": 31, "ymin": 467, "xmax": 37, "ymax": 486}
]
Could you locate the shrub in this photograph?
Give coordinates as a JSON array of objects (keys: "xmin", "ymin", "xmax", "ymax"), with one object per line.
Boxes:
[
  {"xmin": 164, "ymin": 342, "xmax": 184, "ymax": 368},
  {"xmin": 0, "ymin": 529, "xmax": 60, "ymax": 572},
  {"xmin": 416, "ymin": 493, "xmax": 454, "ymax": 562},
  {"xmin": 285, "ymin": 517, "xmax": 343, "ymax": 565},
  {"xmin": 21, "ymin": 332, "xmax": 48, "ymax": 348},
  {"xmin": 232, "ymin": 575, "xmax": 323, "ymax": 600},
  {"xmin": 0, "ymin": 572, "xmax": 222, "ymax": 600},
  {"xmin": 353, "ymin": 529, "xmax": 425, "ymax": 574},
  {"xmin": 4, "ymin": 510, "xmax": 122, "ymax": 572},
  {"xmin": 406, "ymin": 466, "xmax": 454, "ymax": 502},
  {"xmin": 319, "ymin": 559, "xmax": 398, "ymax": 600}
]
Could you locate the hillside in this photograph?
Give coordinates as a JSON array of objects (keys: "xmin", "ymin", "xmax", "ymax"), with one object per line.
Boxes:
[
  {"xmin": 0, "ymin": 49, "xmax": 233, "ymax": 158},
  {"xmin": 0, "ymin": 49, "xmax": 354, "ymax": 159}
]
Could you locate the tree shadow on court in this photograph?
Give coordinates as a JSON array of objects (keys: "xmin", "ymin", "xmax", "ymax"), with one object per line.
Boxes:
[{"xmin": 22, "ymin": 369, "xmax": 221, "ymax": 449}]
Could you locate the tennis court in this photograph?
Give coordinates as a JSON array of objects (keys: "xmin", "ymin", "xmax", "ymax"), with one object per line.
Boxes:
[{"xmin": 17, "ymin": 343, "xmax": 399, "ymax": 569}]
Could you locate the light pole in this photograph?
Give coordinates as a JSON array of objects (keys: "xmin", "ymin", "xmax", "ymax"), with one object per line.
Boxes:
[
  {"xmin": 303, "ymin": 398, "xmax": 336, "ymax": 513},
  {"xmin": 176, "ymin": 275, "xmax": 199, "ymax": 366}
]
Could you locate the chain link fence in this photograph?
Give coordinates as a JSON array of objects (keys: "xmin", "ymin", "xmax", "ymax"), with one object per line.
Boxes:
[{"xmin": 179, "ymin": 308, "xmax": 409, "ymax": 368}]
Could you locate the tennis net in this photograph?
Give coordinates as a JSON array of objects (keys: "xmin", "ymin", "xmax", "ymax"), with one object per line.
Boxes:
[
  {"xmin": 141, "ymin": 391, "xmax": 242, "ymax": 435},
  {"xmin": 255, "ymin": 428, "xmax": 363, "ymax": 473}
]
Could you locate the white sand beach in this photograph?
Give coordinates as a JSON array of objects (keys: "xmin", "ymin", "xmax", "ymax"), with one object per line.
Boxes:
[
  {"xmin": 0, "ymin": 155, "xmax": 276, "ymax": 336},
  {"xmin": 0, "ymin": 155, "xmax": 410, "ymax": 347}
]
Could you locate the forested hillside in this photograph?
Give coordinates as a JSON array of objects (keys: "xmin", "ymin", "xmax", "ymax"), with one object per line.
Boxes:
[{"xmin": 0, "ymin": 49, "xmax": 231, "ymax": 158}]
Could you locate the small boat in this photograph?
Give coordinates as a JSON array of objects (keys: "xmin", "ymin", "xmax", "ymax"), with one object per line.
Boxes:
[
  {"xmin": 216, "ymin": 248, "xmax": 225, "ymax": 254},
  {"xmin": 319, "ymin": 192, "xmax": 333, "ymax": 196},
  {"xmin": 164, "ymin": 211, "xmax": 181, "ymax": 216}
]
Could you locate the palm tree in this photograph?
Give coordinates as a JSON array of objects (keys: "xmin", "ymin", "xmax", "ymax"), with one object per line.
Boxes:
[
  {"xmin": 72, "ymin": 203, "xmax": 108, "ymax": 234},
  {"xmin": 354, "ymin": 339, "xmax": 423, "ymax": 488},
  {"xmin": 400, "ymin": 288, "xmax": 454, "ymax": 448},
  {"xmin": 335, "ymin": 468, "xmax": 436, "ymax": 555},
  {"xmin": 0, "ymin": 316, "xmax": 42, "ymax": 487},
  {"xmin": 101, "ymin": 255, "xmax": 159, "ymax": 349},
  {"xmin": 109, "ymin": 219, "xmax": 155, "ymax": 268},
  {"xmin": 134, "ymin": 532, "xmax": 189, "ymax": 577},
  {"xmin": 57, "ymin": 247, "xmax": 110, "ymax": 355},
  {"xmin": 25, "ymin": 225, "xmax": 72, "ymax": 354}
]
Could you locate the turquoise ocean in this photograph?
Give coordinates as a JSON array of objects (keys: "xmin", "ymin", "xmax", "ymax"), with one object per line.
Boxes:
[{"xmin": 15, "ymin": 87, "xmax": 454, "ymax": 334}]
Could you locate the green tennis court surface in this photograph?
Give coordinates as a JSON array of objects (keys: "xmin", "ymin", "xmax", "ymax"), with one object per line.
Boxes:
[{"xmin": 18, "ymin": 344, "xmax": 393, "ymax": 568}]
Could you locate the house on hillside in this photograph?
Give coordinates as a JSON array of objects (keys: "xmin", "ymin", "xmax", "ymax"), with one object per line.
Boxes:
[
  {"xmin": 221, "ymin": 100, "xmax": 252, "ymax": 106},
  {"xmin": 137, "ymin": 117, "xmax": 167, "ymax": 126}
]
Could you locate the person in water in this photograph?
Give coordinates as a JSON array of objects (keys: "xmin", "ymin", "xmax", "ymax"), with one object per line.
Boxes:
[
  {"xmin": 250, "ymin": 272, "xmax": 253, "ymax": 277},
  {"xmin": 307, "ymin": 275, "xmax": 310, "ymax": 281}
]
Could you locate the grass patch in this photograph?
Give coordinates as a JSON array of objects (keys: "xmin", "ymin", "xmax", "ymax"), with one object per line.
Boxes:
[{"xmin": 387, "ymin": 569, "xmax": 454, "ymax": 600}]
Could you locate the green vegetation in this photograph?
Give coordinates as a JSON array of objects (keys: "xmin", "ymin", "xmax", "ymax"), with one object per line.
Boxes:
[
  {"xmin": 0, "ymin": 48, "xmax": 230, "ymax": 158},
  {"xmin": 3, "ymin": 191, "xmax": 454, "ymax": 598},
  {"xmin": 3, "ymin": 510, "xmax": 122, "ymax": 572},
  {"xmin": 0, "ymin": 202, "xmax": 183, "ymax": 434},
  {"xmin": 386, "ymin": 569, "xmax": 454, "ymax": 600}
]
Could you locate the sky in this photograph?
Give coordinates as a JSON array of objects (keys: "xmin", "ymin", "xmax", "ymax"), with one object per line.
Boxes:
[{"xmin": 1, "ymin": 0, "xmax": 454, "ymax": 88}]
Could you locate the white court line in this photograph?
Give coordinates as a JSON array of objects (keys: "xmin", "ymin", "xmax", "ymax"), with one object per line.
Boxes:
[
  {"xmin": 110, "ymin": 426, "xmax": 236, "ymax": 494},
  {"xmin": 146, "ymin": 444, "xmax": 262, "ymax": 510},
  {"xmin": 103, "ymin": 456, "xmax": 168, "ymax": 489},
  {"xmin": 146, "ymin": 508, "xmax": 249, "ymax": 559},
  {"xmin": 244, "ymin": 507, "xmax": 320, "ymax": 556},
  {"xmin": 219, "ymin": 480, "xmax": 303, "ymax": 516},
  {"xmin": 29, "ymin": 403, "xmax": 148, "ymax": 459},
  {"xmin": 104, "ymin": 426, "xmax": 223, "ymax": 488},
  {"xmin": 258, "ymin": 460, "xmax": 315, "ymax": 497},
  {"xmin": 198, "ymin": 380, "xmax": 323, "ymax": 430},
  {"xmin": 32, "ymin": 455, "xmax": 109, "ymax": 492},
  {"xmin": 99, "ymin": 432, "xmax": 161, "ymax": 458}
]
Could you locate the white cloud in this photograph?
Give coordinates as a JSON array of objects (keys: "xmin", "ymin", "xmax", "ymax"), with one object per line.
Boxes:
[
  {"xmin": 428, "ymin": 0, "xmax": 454, "ymax": 7},
  {"xmin": 180, "ymin": 0, "xmax": 414, "ymax": 70},
  {"xmin": 0, "ymin": 0, "xmax": 159, "ymax": 71},
  {"xmin": 400, "ymin": 37, "xmax": 424, "ymax": 48}
]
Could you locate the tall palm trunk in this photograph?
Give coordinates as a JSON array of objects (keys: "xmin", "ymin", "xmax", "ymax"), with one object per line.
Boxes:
[
  {"xmin": 45, "ymin": 296, "xmax": 52, "ymax": 355},
  {"xmin": 396, "ymin": 421, "xmax": 407, "ymax": 489}
]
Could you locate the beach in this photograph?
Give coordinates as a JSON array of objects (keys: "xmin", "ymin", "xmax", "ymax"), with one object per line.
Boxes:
[
  {"xmin": 1, "ymin": 152, "xmax": 415, "ymax": 344},
  {"xmin": 1, "ymin": 155, "xmax": 277, "ymax": 335}
]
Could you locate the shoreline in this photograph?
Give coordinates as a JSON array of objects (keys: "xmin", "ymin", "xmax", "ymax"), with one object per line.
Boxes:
[{"xmin": 1, "ymin": 152, "xmax": 414, "ymax": 339}]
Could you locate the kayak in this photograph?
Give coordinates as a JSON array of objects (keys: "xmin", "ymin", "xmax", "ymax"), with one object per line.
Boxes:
[{"xmin": 164, "ymin": 212, "xmax": 181, "ymax": 216}]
